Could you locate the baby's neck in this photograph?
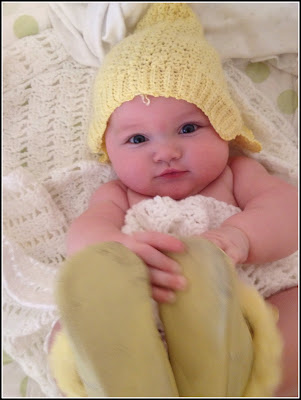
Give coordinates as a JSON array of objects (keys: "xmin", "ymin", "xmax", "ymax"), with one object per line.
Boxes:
[{"xmin": 126, "ymin": 189, "xmax": 153, "ymax": 208}]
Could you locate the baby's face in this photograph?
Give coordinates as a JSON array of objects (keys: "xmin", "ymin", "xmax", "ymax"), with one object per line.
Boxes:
[{"xmin": 105, "ymin": 96, "xmax": 229, "ymax": 200}]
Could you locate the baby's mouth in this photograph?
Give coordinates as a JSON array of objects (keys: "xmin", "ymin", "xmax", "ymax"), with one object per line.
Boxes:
[{"xmin": 158, "ymin": 169, "xmax": 188, "ymax": 178}]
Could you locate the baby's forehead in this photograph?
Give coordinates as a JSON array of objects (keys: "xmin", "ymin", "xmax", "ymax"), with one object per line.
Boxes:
[{"xmin": 109, "ymin": 95, "xmax": 207, "ymax": 122}]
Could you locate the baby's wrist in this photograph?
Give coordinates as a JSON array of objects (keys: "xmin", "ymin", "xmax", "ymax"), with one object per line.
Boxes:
[
  {"xmin": 221, "ymin": 224, "xmax": 250, "ymax": 262},
  {"xmin": 222, "ymin": 224, "xmax": 249, "ymax": 242}
]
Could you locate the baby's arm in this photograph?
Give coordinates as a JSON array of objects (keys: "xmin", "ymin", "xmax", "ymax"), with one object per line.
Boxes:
[
  {"xmin": 66, "ymin": 180, "xmax": 128, "ymax": 256},
  {"xmin": 203, "ymin": 156, "xmax": 298, "ymax": 264},
  {"xmin": 67, "ymin": 180, "xmax": 186, "ymax": 303}
]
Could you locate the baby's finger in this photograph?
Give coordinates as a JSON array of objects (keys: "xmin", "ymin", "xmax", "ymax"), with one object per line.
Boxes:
[
  {"xmin": 133, "ymin": 231, "xmax": 186, "ymax": 253},
  {"xmin": 148, "ymin": 268, "xmax": 187, "ymax": 291},
  {"xmin": 151, "ymin": 286, "xmax": 176, "ymax": 304},
  {"xmin": 135, "ymin": 243, "xmax": 182, "ymax": 273}
]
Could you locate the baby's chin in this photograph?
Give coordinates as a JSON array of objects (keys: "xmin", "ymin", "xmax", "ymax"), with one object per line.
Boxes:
[
  {"xmin": 126, "ymin": 178, "xmax": 207, "ymax": 201},
  {"xmin": 146, "ymin": 185, "xmax": 202, "ymax": 201}
]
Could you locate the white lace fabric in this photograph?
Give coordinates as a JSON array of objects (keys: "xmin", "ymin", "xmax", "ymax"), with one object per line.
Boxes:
[{"xmin": 3, "ymin": 29, "xmax": 298, "ymax": 396}]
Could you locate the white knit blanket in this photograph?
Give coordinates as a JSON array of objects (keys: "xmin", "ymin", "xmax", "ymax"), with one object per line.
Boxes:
[{"xmin": 3, "ymin": 28, "xmax": 298, "ymax": 397}]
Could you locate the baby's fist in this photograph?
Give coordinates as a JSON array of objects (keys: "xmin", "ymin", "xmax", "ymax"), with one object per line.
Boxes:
[{"xmin": 201, "ymin": 225, "xmax": 250, "ymax": 265}]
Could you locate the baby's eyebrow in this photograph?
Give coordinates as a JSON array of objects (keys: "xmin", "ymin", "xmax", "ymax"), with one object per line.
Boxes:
[
  {"xmin": 116, "ymin": 126, "xmax": 148, "ymax": 137},
  {"xmin": 178, "ymin": 110, "xmax": 207, "ymax": 120},
  {"xmin": 107, "ymin": 120, "xmax": 144, "ymax": 135},
  {"xmin": 119, "ymin": 123, "xmax": 143, "ymax": 131}
]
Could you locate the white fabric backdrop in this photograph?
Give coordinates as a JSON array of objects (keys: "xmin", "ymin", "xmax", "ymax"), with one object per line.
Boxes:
[{"xmin": 48, "ymin": 2, "xmax": 298, "ymax": 67}]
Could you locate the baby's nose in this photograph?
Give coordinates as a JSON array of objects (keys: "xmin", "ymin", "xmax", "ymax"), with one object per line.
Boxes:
[{"xmin": 152, "ymin": 141, "xmax": 182, "ymax": 163}]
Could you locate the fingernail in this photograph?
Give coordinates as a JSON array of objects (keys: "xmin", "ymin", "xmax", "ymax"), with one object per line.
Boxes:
[
  {"xmin": 178, "ymin": 241, "xmax": 186, "ymax": 251},
  {"xmin": 172, "ymin": 263, "xmax": 181, "ymax": 273},
  {"xmin": 181, "ymin": 241, "xmax": 187, "ymax": 249},
  {"xmin": 176, "ymin": 276, "xmax": 187, "ymax": 290},
  {"xmin": 167, "ymin": 292, "xmax": 176, "ymax": 303}
]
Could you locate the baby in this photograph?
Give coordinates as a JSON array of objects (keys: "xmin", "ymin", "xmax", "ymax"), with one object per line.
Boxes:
[{"xmin": 49, "ymin": 3, "xmax": 298, "ymax": 397}]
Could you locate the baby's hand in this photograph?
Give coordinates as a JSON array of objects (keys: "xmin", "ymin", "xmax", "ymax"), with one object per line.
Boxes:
[
  {"xmin": 201, "ymin": 225, "xmax": 250, "ymax": 265},
  {"xmin": 121, "ymin": 231, "xmax": 188, "ymax": 304}
]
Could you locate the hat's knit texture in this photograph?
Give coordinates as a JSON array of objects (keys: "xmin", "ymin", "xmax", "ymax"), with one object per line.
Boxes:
[{"xmin": 89, "ymin": 3, "xmax": 262, "ymax": 162}]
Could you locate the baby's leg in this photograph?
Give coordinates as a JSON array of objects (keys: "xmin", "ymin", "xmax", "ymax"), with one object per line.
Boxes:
[
  {"xmin": 159, "ymin": 237, "xmax": 253, "ymax": 397},
  {"xmin": 159, "ymin": 237, "xmax": 282, "ymax": 397},
  {"xmin": 50, "ymin": 242, "xmax": 178, "ymax": 397},
  {"xmin": 267, "ymin": 286, "xmax": 298, "ymax": 397}
]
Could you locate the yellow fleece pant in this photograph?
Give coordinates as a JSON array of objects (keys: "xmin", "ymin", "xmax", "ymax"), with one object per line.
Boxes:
[{"xmin": 49, "ymin": 237, "xmax": 282, "ymax": 397}]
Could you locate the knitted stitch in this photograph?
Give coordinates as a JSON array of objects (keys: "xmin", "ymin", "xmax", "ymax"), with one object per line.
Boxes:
[{"xmin": 88, "ymin": 3, "xmax": 261, "ymax": 162}]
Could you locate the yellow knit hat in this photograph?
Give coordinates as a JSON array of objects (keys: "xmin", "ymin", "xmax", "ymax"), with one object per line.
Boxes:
[{"xmin": 88, "ymin": 3, "xmax": 262, "ymax": 163}]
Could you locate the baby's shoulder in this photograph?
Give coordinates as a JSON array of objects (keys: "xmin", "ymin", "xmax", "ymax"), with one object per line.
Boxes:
[
  {"xmin": 89, "ymin": 179, "xmax": 129, "ymax": 210},
  {"xmin": 228, "ymin": 155, "xmax": 266, "ymax": 177},
  {"xmin": 220, "ymin": 162, "xmax": 235, "ymax": 186},
  {"xmin": 228, "ymin": 155, "xmax": 286, "ymax": 207},
  {"xmin": 228, "ymin": 155, "xmax": 278, "ymax": 190},
  {"xmin": 91, "ymin": 180, "xmax": 152, "ymax": 209}
]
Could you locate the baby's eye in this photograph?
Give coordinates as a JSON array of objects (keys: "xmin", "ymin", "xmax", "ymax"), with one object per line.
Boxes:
[
  {"xmin": 128, "ymin": 134, "xmax": 147, "ymax": 144},
  {"xmin": 180, "ymin": 124, "xmax": 198, "ymax": 134}
]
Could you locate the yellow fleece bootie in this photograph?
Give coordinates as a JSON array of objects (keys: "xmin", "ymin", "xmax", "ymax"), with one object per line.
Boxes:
[
  {"xmin": 160, "ymin": 237, "xmax": 282, "ymax": 397},
  {"xmin": 49, "ymin": 242, "xmax": 178, "ymax": 397}
]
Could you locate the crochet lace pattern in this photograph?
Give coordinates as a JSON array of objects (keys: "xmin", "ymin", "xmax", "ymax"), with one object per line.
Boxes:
[{"xmin": 3, "ymin": 29, "xmax": 297, "ymax": 396}]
